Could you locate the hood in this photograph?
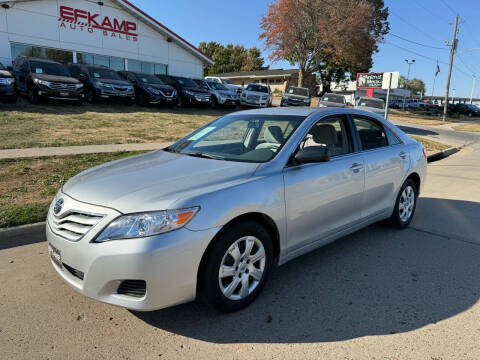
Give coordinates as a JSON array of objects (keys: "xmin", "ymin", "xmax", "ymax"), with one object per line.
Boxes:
[
  {"xmin": 218, "ymin": 90, "xmax": 236, "ymax": 97},
  {"xmin": 245, "ymin": 90, "xmax": 269, "ymax": 97},
  {"xmin": 0, "ymin": 70, "xmax": 13, "ymax": 78},
  {"xmin": 62, "ymin": 150, "xmax": 259, "ymax": 214},
  {"xmin": 93, "ymin": 78, "xmax": 131, "ymax": 86},
  {"xmin": 319, "ymin": 100, "xmax": 346, "ymax": 108},
  {"xmin": 31, "ymin": 73, "xmax": 80, "ymax": 84},
  {"xmin": 185, "ymin": 87, "xmax": 209, "ymax": 94},
  {"xmin": 147, "ymin": 84, "xmax": 175, "ymax": 92}
]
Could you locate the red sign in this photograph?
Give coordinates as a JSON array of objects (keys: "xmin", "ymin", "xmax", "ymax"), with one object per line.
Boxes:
[{"xmin": 59, "ymin": 5, "xmax": 138, "ymax": 41}]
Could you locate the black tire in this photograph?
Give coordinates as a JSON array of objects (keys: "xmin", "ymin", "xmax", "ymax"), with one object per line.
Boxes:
[
  {"xmin": 198, "ymin": 220, "xmax": 274, "ymax": 312},
  {"xmin": 27, "ymin": 87, "xmax": 39, "ymax": 104},
  {"xmin": 176, "ymin": 95, "xmax": 184, "ymax": 108},
  {"xmin": 86, "ymin": 89, "xmax": 97, "ymax": 104},
  {"xmin": 7, "ymin": 96, "xmax": 17, "ymax": 104},
  {"xmin": 210, "ymin": 96, "xmax": 218, "ymax": 108},
  {"xmin": 137, "ymin": 92, "xmax": 147, "ymax": 107},
  {"xmin": 468, "ymin": 112, "xmax": 473, "ymax": 118},
  {"xmin": 388, "ymin": 178, "xmax": 418, "ymax": 229}
]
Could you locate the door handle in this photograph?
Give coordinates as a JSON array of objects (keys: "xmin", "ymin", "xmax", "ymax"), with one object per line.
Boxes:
[
  {"xmin": 399, "ymin": 151, "xmax": 408, "ymax": 159},
  {"xmin": 350, "ymin": 163, "xmax": 363, "ymax": 172}
]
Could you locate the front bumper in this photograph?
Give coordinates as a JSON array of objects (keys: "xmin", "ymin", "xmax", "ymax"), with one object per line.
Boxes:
[
  {"xmin": 185, "ymin": 94, "xmax": 210, "ymax": 106},
  {"xmin": 46, "ymin": 196, "xmax": 220, "ymax": 311},
  {"xmin": 37, "ymin": 87, "xmax": 84, "ymax": 101},
  {"xmin": 281, "ymin": 98, "xmax": 310, "ymax": 107},
  {"xmin": 0, "ymin": 84, "xmax": 16, "ymax": 99},
  {"xmin": 147, "ymin": 93, "xmax": 177, "ymax": 105},
  {"xmin": 95, "ymin": 88, "xmax": 135, "ymax": 101},
  {"xmin": 240, "ymin": 98, "xmax": 269, "ymax": 107}
]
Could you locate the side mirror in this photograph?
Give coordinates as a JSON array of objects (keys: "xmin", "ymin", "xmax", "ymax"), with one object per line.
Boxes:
[{"xmin": 294, "ymin": 146, "xmax": 331, "ymax": 164}]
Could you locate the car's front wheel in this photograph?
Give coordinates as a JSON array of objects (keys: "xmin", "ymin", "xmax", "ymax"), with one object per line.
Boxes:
[
  {"xmin": 199, "ymin": 220, "xmax": 274, "ymax": 312},
  {"xmin": 389, "ymin": 178, "xmax": 418, "ymax": 229}
]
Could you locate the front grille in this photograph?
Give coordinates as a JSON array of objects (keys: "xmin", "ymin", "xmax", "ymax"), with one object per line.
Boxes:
[
  {"xmin": 113, "ymin": 85, "xmax": 130, "ymax": 91},
  {"xmin": 48, "ymin": 210, "xmax": 105, "ymax": 242},
  {"xmin": 48, "ymin": 82, "xmax": 78, "ymax": 92},
  {"xmin": 247, "ymin": 95, "xmax": 260, "ymax": 100},
  {"xmin": 63, "ymin": 263, "xmax": 84, "ymax": 280},
  {"xmin": 117, "ymin": 280, "xmax": 146, "ymax": 298},
  {"xmin": 0, "ymin": 78, "xmax": 11, "ymax": 85},
  {"xmin": 160, "ymin": 89, "xmax": 173, "ymax": 97}
]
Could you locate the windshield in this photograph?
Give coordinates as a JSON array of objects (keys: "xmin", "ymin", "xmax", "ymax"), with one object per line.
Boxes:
[
  {"xmin": 287, "ymin": 87, "xmax": 309, "ymax": 97},
  {"xmin": 166, "ymin": 114, "xmax": 305, "ymax": 163},
  {"xmin": 88, "ymin": 67, "xmax": 122, "ymax": 80},
  {"xmin": 138, "ymin": 74, "xmax": 164, "ymax": 85},
  {"xmin": 175, "ymin": 77, "xmax": 199, "ymax": 88},
  {"xmin": 30, "ymin": 61, "xmax": 70, "ymax": 77},
  {"xmin": 221, "ymin": 79, "xmax": 233, "ymax": 85},
  {"xmin": 246, "ymin": 84, "xmax": 268, "ymax": 93},
  {"xmin": 207, "ymin": 81, "xmax": 228, "ymax": 90},
  {"xmin": 194, "ymin": 80, "xmax": 209, "ymax": 89},
  {"xmin": 321, "ymin": 94, "xmax": 345, "ymax": 104},
  {"xmin": 358, "ymin": 98, "xmax": 385, "ymax": 109}
]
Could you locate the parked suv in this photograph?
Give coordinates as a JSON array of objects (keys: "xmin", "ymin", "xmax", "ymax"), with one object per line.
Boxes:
[
  {"xmin": 281, "ymin": 86, "xmax": 311, "ymax": 107},
  {"xmin": 0, "ymin": 62, "xmax": 17, "ymax": 103},
  {"xmin": 194, "ymin": 79, "xmax": 239, "ymax": 108},
  {"xmin": 157, "ymin": 75, "xmax": 210, "ymax": 107},
  {"xmin": 12, "ymin": 56, "xmax": 83, "ymax": 104},
  {"xmin": 240, "ymin": 83, "xmax": 271, "ymax": 107},
  {"xmin": 118, "ymin": 71, "xmax": 177, "ymax": 107},
  {"xmin": 204, "ymin": 76, "xmax": 243, "ymax": 95},
  {"xmin": 68, "ymin": 64, "xmax": 135, "ymax": 104}
]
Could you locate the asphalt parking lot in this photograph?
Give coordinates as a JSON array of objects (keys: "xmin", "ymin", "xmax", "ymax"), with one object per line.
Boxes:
[{"xmin": 1, "ymin": 125, "xmax": 479, "ymax": 360}]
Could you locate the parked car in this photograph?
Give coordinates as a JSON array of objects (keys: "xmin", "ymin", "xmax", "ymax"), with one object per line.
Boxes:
[
  {"xmin": 46, "ymin": 107, "xmax": 426, "ymax": 313},
  {"xmin": 68, "ymin": 64, "xmax": 135, "ymax": 104},
  {"xmin": 0, "ymin": 62, "xmax": 17, "ymax": 103},
  {"xmin": 12, "ymin": 56, "xmax": 84, "ymax": 104},
  {"xmin": 240, "ymin": 83, "xmax": 272, "ymax": 107},
  {"xmin": 157, "ymin": 75, "xmax": 210, "ymax": 107},
  {"xmin": 280, "ymin": 86, "xmax": 311, "ymax": 107},
  {"xmin": 318, "ymin": 93, "xmax": 347, "ymax": 108},
  {"xmin": 452, "ymin": 103, "xmax": 480, "ymax": 117},
  {"xmin": 204, "ymin": 76, "xmax": 243, "ymax": 95},
  {"xmin": 194, "ymin": 79, "xmax": 239, "ymax": 108},
  {"xmin": 118, "ymin": 71, "xmax": 176, "ymax": 107},
  {"xmin": 355, "ymin": 97, "xmax": 385, "ymax": 115}
]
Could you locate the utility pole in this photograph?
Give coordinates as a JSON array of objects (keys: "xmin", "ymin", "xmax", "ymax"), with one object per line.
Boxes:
[
  {"xmin": 402, "ymin": 59, "xmax": 415, "ymax": 110},
  {"xmin": 443, "ymin": 15, "xmax": 459, "ymax": 122},
  {"xmin": 470, "ymin": 76, "xmax": 476, "ymax": 104}
]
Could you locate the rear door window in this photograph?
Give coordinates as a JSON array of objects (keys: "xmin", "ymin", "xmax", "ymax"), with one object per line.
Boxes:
[{"xmin": 352, "ymin": 117, "xmax": 388, "ymax": 150}]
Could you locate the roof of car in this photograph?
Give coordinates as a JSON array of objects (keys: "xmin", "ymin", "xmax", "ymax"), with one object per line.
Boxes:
[{"xmin": 24, "ymin": 57, "xmax": 62, "ymax": 64}]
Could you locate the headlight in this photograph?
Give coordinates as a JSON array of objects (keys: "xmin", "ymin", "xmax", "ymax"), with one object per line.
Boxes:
[
  {"xmin": 33, "ymin": 78, "xmax": 50, "ymax": 86},
  {"xmin": 261, "ymin": 96, "xmax": 267, "ymax": 100},
  {"xmin": 4, "ymin": 78, "xmax": 14, "ymax": 85},
  {"xmin": 184, "ymin": 90, "xmax": 194, "ymax": 95},
  {"xmin": 95, "ymin": 207, "xmax": 200, "ymax": 242},
  {"xmin": 75, "ymin": 83, "xmax": 83, "ymax": 89},
  {"xmin": 318, "ymin": 103, "xmax": 326, "ymax": 108},
  {"xmin": 97, "ymin": 81, "xmax": 112, "ymax": 89}
]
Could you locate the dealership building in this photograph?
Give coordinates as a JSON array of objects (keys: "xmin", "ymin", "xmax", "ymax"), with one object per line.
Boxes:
[{"xmin": 0, "ymin": 0, "xmax": 213, "ymax": 77}]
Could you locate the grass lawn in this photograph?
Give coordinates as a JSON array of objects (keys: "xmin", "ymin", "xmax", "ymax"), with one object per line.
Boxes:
[
  {"xmin": 0, "ymin": 101, "xmax": 232, "ymax": 150},
  {"xmin": 410, "ymin": 136, "xmax": 451, "ymax": 153},
  {"xmin": 452, "ymin": 123, "xmax": 480, "ymax": 132},
  {"xmin": 0, "ymin": 151, "xmax": 145, "ymax": 227}
]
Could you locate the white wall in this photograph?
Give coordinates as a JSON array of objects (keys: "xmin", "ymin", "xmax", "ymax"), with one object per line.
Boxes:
[{"xmin": 0, "ymin": 0, "xmax": 205, "ymax": 77}]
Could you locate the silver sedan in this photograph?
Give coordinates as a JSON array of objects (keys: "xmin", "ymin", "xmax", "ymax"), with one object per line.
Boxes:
[{"xmin": 46, "ymin": 107, "xmax": 427, "ymax": 312}]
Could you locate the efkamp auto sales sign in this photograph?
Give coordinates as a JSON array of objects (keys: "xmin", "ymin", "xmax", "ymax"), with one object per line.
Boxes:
[
  {"xmin": 356, "ymin": 72, "xmax": 384, "ymax": 89},
  {"xmin": 58, "ymin": 5, "xmax": 138, "ymax": 42}
]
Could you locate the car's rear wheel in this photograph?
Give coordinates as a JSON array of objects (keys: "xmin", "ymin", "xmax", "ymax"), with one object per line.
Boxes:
[
  {"xmin": 389, "ymin": 178, "xmax": 418, "ymax": 229},
  {"xmin": 86, "ymin": 89, "xmax": 96, "ymax": 104},
  {"xmin": 199, "ymin": 220, "xmax": 273, "ymax": 312}
]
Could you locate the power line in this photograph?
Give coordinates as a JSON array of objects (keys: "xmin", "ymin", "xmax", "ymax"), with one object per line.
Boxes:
[
  {"xmin": 457, "ymin": 55, "xmax": 478, "ymax": 76},
  {"xmin": 439, "ymin": 0, "xmax": 457, "ymax": 16},
  {"xmin": 389, "ymin": 33, "xmax": 448, "ymax": 50},
  {"xmin": 390, "ymin": 11, "xmax": 444, "ymax": 44},
  {"xmin": 412, "ymin": 0, "xmax": 450, "ymax": 23}
]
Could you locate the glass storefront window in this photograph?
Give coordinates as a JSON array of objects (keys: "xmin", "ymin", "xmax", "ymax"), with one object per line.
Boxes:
[
  {"xmin": 11, "ymin": 43, "xmax": 73, "ymax": 64},
  {"xmin": 109, "ymin": 57, "xmax": 125, "ymax": 71},
  {"xmin": 154, "ymin": 64, "xmax": 167, "ymax": 75},
  {"xmin": 128, "ymin": 59, "xmax": 142, "ymax": 72},
  {"xmin": 77, "ymin": 52, "xmax": 124, "ymax": 71},
  {"xmin": 127, "ymin": 59, "xmax": 167, "ymax": 75}
]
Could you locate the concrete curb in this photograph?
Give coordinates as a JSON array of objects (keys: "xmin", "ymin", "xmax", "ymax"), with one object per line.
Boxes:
[
  {"xmin": 427, "ymin": 146, "xmax": 460, "ymax": 163},
  {"xmin": 0, "ymin": 222, "xmax": 46, "ymax": 249}
]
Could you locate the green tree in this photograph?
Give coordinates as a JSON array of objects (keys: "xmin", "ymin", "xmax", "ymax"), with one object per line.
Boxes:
[
  {"xmin": 399, "ymin": 76, "xmax": 426, "ymax": 95},
  {"xmin": 198, "ymin": 42, "xmax": 265, "ymax": 76}
]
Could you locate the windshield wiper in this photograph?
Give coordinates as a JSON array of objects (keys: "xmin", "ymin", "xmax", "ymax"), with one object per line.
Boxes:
[{"xmin": 184, "ymin": 152, "xmax": 224, "ymax": 160}]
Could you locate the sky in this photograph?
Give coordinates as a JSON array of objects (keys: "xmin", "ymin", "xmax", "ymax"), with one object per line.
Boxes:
[{"xmin": 132, "ymin": 0, "xmax": 480, "ymax": 98}]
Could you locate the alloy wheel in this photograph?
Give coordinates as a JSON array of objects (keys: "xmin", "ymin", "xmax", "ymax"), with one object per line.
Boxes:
[
  {"xmin": 218, "ymin": 236, "xmax": 266, "ymax": 301},
  {"xmin": 399, "ymin": 185, "xmax": 415, "ymax": 222}
]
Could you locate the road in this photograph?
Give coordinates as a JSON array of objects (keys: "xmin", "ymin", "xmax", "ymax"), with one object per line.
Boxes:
[{"xmin": 1, "ymin": 126, "xmax": 479, "ymax": 360}]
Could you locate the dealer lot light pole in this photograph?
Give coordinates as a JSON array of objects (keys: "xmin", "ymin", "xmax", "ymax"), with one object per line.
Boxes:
[{"xmin": 402, "ymin": 59, "xmax": 415, "ymax": 110}]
